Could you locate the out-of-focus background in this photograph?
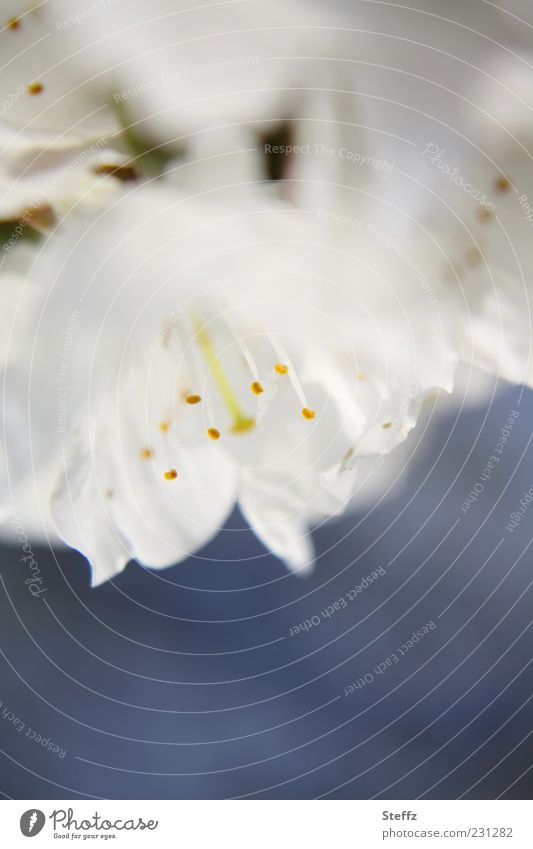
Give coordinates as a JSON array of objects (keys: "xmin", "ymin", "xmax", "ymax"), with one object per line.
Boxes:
[{"xmin": 1, "ymin": 382, "xmax": 532, "ymax": 799}]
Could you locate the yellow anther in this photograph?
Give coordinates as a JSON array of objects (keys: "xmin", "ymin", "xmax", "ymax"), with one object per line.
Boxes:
[
  {"xmin": 27, "ymin": 82, "xmax": 43, "ymax": 96},
  {"xmin": 159, "ymin": 421, "xmax": 170, "ymax": 433},
  {"xmin": 356, "ymin": 372, "xmax": 367, "ymax": 381},
  {"xmin": 185, "ymin": 394, "xmax": 202, "ymax": 405},
  {"xmin": 7, "ymin": 17, "xmax": 20, "ymax": 30},
  {"xmin": 164, "ymin": 468, "xmax": 178, "ymax": 480},
  {"xmin": 466, "ymin": 247, "xmax": 482, "ymax": 267},
  {"xmin": 494, "ymin": 176, "xmax": 511, "ymax": 193},
  {"xmin": 207, "ymin": 428, "xmax": 220, "ymax": 440},
  {"xmin": 478, "ymin": 207, "xmax": 493, "ymax": 223},
  {"xmin": 251, "ymin": 381, "xmax": 264, "ymax": 396},
  {"xmin": 140, "ymin": 448, "xmax": 154, "ymax": 459},
  {"xmin": 382, "ymin": 422, "xmax": 392, "ymax": 429},
  {"xmin": 302, "ymin": 407, "xmax": 316, "ymax": 420},
  {"xmin": 275, "ymin": 363, "xmax": 289, "ymax": 375}
]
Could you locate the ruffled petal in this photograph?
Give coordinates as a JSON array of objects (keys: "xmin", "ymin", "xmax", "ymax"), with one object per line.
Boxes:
[
  {"xmin": 50, "ymin": 360, "xmax": 237, "ymax": 584},
  {"xmin": 49, "ymin": 437, "xmax": 130, "ymax": 586},
  {"xmin": 239, "ymin": 487, "xmax": 313, "ymax": 574}
]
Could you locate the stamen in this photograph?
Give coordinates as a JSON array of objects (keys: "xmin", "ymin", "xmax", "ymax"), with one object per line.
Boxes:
[
  {"xmin": 220, "ymin": 314, "xmax": 267, "ymax": 426},
  {"xmin": 27, "ymin": 82, "xmax": 44, "ymax": 96},
  {"xmin": 222, "ymin": 313, "xmax": 261, "ymax": 381},
  {"xmin": 275, "ymin": 363, "xmax": 289, "ymax": 375},
  {"xmin": 269, "ymin": 335, "xmax": 317, "ymax": 418},
  {"xmin": 382, "ymin": 422, "xmax": 392, "ymax": 429},
  {"xmin": 140, "ymin": 448, "xmax": 154, "ymax": 459},
  {"xmin": 207, "ymin": 428, "xmax": 220, "ymax": 440},
  {"xmin": 93, "ymin": 163, "xmax": 137, "ymax": 182},
  {"xmin": 159, "ymin": 421, "xmax": 170, "ymax": 433},
  {"xmin": 466, "ymin": 247, "xmax": 482, "ymax": 267},
  {"xmin": 494, "ymin": 176, "xmax": 511, "ymax": 193},
  {"xmin": 164, "ymin": 468, "xmax": 178, "ymax": 480},
  {"xmin": 7, "ymin": 17, "xmax": 20, "ymax": 30},
  {"xmin": 194, "ymin": 319, "xmax": 254, "ymax": 434},
  {"xmin": 478, "ymin": 207, "xmax": 493, "ymax": 223},
  {"xmin": 185, "ymin": 394, "xmax": 202, "ymax": 405}
]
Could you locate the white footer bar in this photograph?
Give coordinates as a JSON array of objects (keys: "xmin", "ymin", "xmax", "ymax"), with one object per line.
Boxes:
[{"xmin": 1, "ymin": 800, "xmax": 531, "ymax": 848}]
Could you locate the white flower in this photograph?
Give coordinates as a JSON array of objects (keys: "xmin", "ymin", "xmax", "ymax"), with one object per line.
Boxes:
[
  {"xmin": 0, "ymin": 0, "xmax": 336, "ymax": 228},
  {"xmin": 1, "ymin": 0, "xmax": 533, "ymax": 587},
  {"xmin": 0, "ymin": 2, "xmax": 130, "ymax": 220},
  {"xmin": 0, "ymin": 199, "xmax": 524, "ymax": 588},
  {"xmin": 0, "ymin": 171, "xmax": 478, "ymax": 585},
  {"xmin": 48, "ymin": 0, "xmax": 337, "ymax": 138}
]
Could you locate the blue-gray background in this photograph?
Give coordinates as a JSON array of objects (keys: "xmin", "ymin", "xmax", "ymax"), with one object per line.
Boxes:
[{"xmin": 1, "ymin": 384, "xmax": 532, "ymax": 799}]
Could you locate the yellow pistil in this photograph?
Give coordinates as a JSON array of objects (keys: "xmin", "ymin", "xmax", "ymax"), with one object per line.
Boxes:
[
  {"xmin": 275, "ymin": 363, "xmax": 289, "ymax": 375},
  {"xmin": 194, "ymin": 319, "xmax": 254, "ymax": 434},
  {"xmin": 302, "ymin": 407, "xmax": 316, "ymax": 420},
  {"xmin": 185, "ymin": 394, "xmax": 202, "ymax": 405},
  {"xmin": 251, "ymin": 381, "xmax": 264, "ymax": 396},
  {"xmin": 231, "ymin": 416, "xmax": 255, "ymax": 434},
  {"xmin": 140, "ymin": 448, "xmax": 154, "ymax": 459},
  {"xmin": 207, "ymin": 428, "xmax": 220, "ymax": 440},
  {"xmin": 164, "ymin": 468, "xmax": 178, "ymax": 480},
  {"xmin": 27, "ymin": 81, "xmax": 43, "ymax": 96}
]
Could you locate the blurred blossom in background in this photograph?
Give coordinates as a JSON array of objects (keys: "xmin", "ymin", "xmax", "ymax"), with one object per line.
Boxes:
[{"xmin": 0, "ymin": 0, "xmax": 532, "ymax": 799}]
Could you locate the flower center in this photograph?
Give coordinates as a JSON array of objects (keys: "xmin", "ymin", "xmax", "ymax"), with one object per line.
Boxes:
[{"xmin": 193, "ymin": 319, "xmax": 255, "ymax": 434}]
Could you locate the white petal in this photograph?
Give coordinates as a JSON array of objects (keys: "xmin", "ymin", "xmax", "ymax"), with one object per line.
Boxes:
[
  {"xmin": 49, "ymin": 0, "xmax": 336, "ymax": 138},
  {"xmin": 49, "ymin": 438, "xmax": 130, "ymax": 587},
  {"xmin": 239, "ymin": 488, "xmax": 313, "ymax": 574},
  {"xmin": 0, "ymin": 125, "xmax": 132, "ymax": 219},
  {"xmin": 0, "ymin": 3, "xmax": 116, "ymax": 140},
  {"xmin": 0, "ymin": 3, "xmax": 126, "ymax": 218},
  {"xmin": 459, "ymin": 268, "xmax": 533, "ymax": 387},
  {"xmin": 50, "ymin": 361, "xmax": 238, "ymax": 582}
]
